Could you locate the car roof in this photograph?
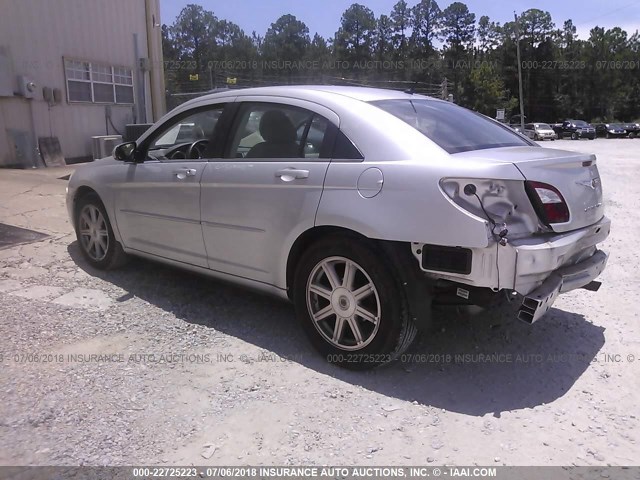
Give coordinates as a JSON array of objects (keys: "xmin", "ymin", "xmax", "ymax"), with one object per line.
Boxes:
[{"xmin": 180, "ymin": 85, "xmax": 435, "ymax": 107}]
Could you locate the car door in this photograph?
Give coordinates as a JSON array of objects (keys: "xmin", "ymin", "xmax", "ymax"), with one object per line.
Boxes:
[
  {"xmin": 114, "ymin": 104, "xmax": 227, "ymax": 267},
  {"xmin": 524, "ymin": 123, "xmax": 533, "ymax": 139},
  {"xmin": 200, "ymin": 98, "xmax": 338, "ymax": 287}
]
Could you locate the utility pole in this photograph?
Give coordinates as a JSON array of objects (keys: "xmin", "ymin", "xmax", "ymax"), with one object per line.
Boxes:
[
  {"xmin": 514, "ymin": 11, "xmax": 525, "ymax": 132},
  {"xmin": 209, "ymin": 65, "xmax": 218, "ymax": 90}
]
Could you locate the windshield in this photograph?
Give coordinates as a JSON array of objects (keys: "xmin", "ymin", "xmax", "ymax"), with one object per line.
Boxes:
[
  {"xmin": 574, "ymin": 120, "xmax": 588, "ymax": 127},
  {"xmin": 372, "ymin": 99, "xmax": 532, "ymax": 154},
  {"xmin": 535, "ymin": 123, "xmax": 551, "ymax": 129}
]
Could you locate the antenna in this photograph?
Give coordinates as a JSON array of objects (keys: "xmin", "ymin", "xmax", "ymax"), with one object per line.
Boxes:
[{"xmin": 404, "ymin": 82, "xmax": 418, "ymax": 95}]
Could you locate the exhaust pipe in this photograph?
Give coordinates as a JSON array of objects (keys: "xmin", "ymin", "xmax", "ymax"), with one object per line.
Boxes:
[
  {"xmin": 517, "ymin": 250, "xmax": 608, "ymax": 323},
  {"xmin": 581, "ymin": 281, "xmax": 602, "ymax": 292},
  {"xmin": 517, "ymin": 274, "xmax": 562, "ymax": 324}
]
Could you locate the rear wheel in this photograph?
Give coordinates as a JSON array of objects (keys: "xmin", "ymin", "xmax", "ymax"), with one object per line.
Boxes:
[
  {"xmin": 75, "ymin": 193, "xmax": 128, "ymax": 269},
  {"xmin": 293, "ymin": 236, "xmax": 417, "ymax": 370}
]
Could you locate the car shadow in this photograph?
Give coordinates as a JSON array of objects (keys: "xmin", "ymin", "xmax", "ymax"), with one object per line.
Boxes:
[{"xmin": 68, "ymin": 242, "xmax": 605, "ymax": 417}]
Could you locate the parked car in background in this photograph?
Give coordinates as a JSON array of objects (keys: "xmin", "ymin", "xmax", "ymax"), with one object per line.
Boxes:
[
  {"xmin": 622, "ymin": 122, "xmax": 640, "ymax": 138},
  {"xmin": 595, "ymin": 123, "xmax": 628, "ymax": 139},
  {"xmin": 524, "ymin": 123, "xmax": 557, "ymax": 141},
  {"xmin": 553, "ymin": 120, "xmax": 596, "ymax": 140},
  {"xmin": 66, "ymin": 86, "xmax": 610, "ymax": 369}
]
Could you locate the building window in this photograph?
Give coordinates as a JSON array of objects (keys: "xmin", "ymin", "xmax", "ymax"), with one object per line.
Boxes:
[{"xmin": 64, "ymin": 58, "xmax": 134, "ymax": 105}]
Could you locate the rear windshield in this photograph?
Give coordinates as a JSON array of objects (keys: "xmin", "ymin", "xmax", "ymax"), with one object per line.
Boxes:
[{"xmin": 372, "ymin": 99, "xmax": 531, "ymax": 154}]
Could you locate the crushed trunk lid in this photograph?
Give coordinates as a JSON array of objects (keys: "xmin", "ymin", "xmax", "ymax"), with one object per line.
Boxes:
[{"xmin": 454, "ymin": 146, "xmax": 605, "ymax": 233}]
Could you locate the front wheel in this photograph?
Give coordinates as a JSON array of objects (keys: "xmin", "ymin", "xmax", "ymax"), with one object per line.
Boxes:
[
  {"xmin": 293, "ymin": 237, "xmax": 417, "ymax": 370},
  {"xmin": 75, "ymin": 193, "xmax": 128, "ymax": 269}
]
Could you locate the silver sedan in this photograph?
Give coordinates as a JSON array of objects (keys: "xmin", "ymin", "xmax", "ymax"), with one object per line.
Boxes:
[{"xmin": 66, "ymin": 86, "xmax": 610, "ymax": 369}]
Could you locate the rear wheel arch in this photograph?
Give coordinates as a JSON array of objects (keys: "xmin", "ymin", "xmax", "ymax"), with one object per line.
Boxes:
[
  {"xmin": 290, "ymin": 231, "xmax": 420, "ymax": 368},
  {"xmin": 286, "ymin": 227, "xmax": 433, "ymax": 332},
  {"xmin": 286, "ymin": 226, "xmax": 369, "ymax": 299}
]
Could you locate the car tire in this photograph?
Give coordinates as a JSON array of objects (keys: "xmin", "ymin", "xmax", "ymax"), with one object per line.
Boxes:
[
  {"xmin": 571, "ymin": 133, "xmax": 578, "ymax": 140},
  {"xmin": 534, "ymin": 134, "xmax": 539, "ymax": 141},
  {"xmin": 606, "ymin": 133, "xmax": 610, "ymax": 139},
  {"xmin": 74, "ymin": 193, "xmax": 128, "ymax": 270},
  {"xmin": 293, "ymin": 235, "xmax": 417, "ymax": 370}
]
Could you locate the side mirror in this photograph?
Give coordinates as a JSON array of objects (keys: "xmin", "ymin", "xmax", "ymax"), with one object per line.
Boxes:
[{"xmin": 113, "ymin": 142, "xmax": 137, "ymax": 162}]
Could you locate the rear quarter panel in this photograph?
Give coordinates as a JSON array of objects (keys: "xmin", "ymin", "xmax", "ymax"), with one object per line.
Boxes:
[{"xmin": 315, "ymin": 111, "xmax": 527, "ymax": 248}]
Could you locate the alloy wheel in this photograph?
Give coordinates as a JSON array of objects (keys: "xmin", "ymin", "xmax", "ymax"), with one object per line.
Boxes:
[
  {"xmin": 78, "ymin": 204, "xmax": 109, "ymax": 261},
  {"xmin": 306, "ymin": 256, "xmax": 381, "ymax": 351}
]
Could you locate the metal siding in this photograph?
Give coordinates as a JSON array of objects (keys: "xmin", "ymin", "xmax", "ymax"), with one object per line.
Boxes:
[{"xmin": 0, "ymin": 0, "xmax": 153, "ymax": 161}]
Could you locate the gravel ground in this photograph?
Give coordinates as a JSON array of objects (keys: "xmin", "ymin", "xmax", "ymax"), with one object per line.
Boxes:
[{"xmin": 0, "ymin": 138, "xmax": 638, "ymax": 466}]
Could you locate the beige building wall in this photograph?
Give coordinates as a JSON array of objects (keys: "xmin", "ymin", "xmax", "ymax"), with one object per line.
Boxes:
[{"xmin": 0, "ymin": 0, "xmax": 165, "ymax": 166}]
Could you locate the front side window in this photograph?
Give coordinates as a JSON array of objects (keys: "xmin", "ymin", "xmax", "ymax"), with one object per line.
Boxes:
[
  {"xmin": 64, "ymin": 58, "xmax": 134, "ymax": 104},
  {"xmin": 229, "ymin": 103, "xmax": 330, "ymax": 160},
  {"xmin": 147, "ymin": 107, "xmax": 224, "ymax": 159},
  {"xmin": 372, "ymin": 99, "xmax": 533, "ymax": 154}
]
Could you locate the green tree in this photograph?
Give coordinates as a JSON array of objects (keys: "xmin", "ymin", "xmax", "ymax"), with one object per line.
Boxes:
[
  {"xmin": 170, "ymin": 4, "xmax": 217, "ymax": 67},
  {"xmin": 519, "ymin": 9, "xmax": 555, "ymax": 47},
  {"xmin": 335, "ymin": 3, "xmax": 377, "ymax": 66},
  {"xmin": 411, "ymin": 0, "xmax": 442, "ymax": 56},
  {"xmin": 468, "ymin": 62, "xmax": 515, "ymax": 115},
  {"xmin": 375, "ymin": 14, "xmax": 394, "ymax": 63},
  {"xmin": 477, "ymin": 15, "xmax": 500, "ymax": 53},
  {"xmin": 441, "ymin": 2, "xmax": 475, "ymax": 50},
  {"xmin": 159, "ymin": 2, "xmax": 640, "ymax": 122},
  {"xmin": 441, "ymin": 2, "xmax": 476, "ymax": 101},
  {"xmin": 390, "ymin": 0, "xmax": 412, "ymax": 58},
  {"xmin": 165, "ymin": 5, "xmax": 218, "ymax": 95},
  {"xmin": 262, "ymin": 14, "xmax": 310, "ymax": 62},
  {"xmin": 306, "ymin": 34, "xmax": 332, "ymax": 82}
]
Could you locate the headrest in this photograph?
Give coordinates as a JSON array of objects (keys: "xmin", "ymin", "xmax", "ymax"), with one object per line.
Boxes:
[{"xmin": 259, "ymin": 110, "xmax": 296, "ymax": 144}]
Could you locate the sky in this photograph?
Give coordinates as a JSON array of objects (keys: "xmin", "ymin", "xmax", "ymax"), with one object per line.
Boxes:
[{"xmin": 159, "ymin": 0, "xmax": 640, "ymax": 41}]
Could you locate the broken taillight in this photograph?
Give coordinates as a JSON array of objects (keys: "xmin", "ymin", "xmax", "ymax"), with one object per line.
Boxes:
[{"xmin": 525, "ymin": 181, "xmax": 570, "ymax": 224}]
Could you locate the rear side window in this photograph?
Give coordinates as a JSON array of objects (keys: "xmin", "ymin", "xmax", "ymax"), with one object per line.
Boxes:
[
  {"xmin": 227, "ymin": 103, "xmax": 331, "ymax": 160},
  {"xmin": 372, "ymin": 99, "xmax": 532, "ymax": 154},
  {"xmin": 333, "ymin": 130, "xmax": 363, "ymax": 160}
]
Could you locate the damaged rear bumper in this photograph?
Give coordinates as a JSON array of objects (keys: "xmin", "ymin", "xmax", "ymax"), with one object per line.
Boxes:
[{"xmin": 517, "ymin": 249, "xmax": 608, "ymax": 323}]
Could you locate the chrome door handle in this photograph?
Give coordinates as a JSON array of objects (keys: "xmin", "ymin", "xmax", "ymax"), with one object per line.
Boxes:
[
  {"xmin": 275, "ymin": 168, "xmax": 309, "ymax": 181},
  {"xmin": 174, "ymin": 168, "xmax": 197, "ymax": 179}
]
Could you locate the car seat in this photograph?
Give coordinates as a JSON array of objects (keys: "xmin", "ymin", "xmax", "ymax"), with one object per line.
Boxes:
[{"xmin": 246, "ymin": 110, "xmax": 300, "ymax": 158}]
